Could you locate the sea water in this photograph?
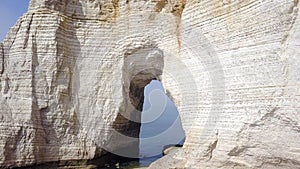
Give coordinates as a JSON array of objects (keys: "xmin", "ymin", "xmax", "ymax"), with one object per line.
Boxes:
[{"xmin": 138, "ymin": 80, "xmax": 185, "ymax": 166}]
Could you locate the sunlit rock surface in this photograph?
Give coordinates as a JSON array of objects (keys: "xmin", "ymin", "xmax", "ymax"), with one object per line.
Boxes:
[{"xmin": 0, "ymin": 0, "xmax": 300, "ymax": 168}]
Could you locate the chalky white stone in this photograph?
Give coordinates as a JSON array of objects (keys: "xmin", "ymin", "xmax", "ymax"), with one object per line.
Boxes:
[{"xmin": 0, "ymin": 0, "xmax": 299, "ymax": 168}]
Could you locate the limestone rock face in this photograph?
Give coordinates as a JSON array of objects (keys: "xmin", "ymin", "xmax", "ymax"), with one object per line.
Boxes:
[{"xmin": 0, "ymin": 0, "xmax": 300, "ymax": 168}]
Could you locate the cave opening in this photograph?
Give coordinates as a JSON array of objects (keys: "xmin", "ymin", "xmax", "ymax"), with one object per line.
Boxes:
[
  {"xmin": 138, "ymin": 80, "xmax": 186, "ymax": 166},
  {"xmin": 115, "ymin": 49, "xmax": 185, "ymax": 167}
]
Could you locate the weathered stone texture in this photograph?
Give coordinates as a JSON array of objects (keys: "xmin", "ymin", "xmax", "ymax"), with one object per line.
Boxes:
[{"xmin": 0, "ymin": 0, "xmax": 299, "ymax": 168}]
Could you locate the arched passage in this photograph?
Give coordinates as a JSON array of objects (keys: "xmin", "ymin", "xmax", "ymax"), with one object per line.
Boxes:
[{"xmin": 111, "ymin": 48, "xmax": 185, "ymax": 167}]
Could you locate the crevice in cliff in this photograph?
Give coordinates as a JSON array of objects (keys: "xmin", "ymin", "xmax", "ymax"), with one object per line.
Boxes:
[
  {"xmin": 152, "ymin": 0, "xmax": 186, "ymax": 56},
  {"xmin": 205, "ymin": 131, "xmax": 219, "ymax": 161},
  {"xmin": 176, "ymin": 17, "xmax": 182, "ymax": 57},
  {"xmin": 8, "ymin": 17, "xmax": 23, "ymax": 50},
  {"xmin": 53, "ymin": 14, "xmax": 81, "ymax": 134},
  {"xmin": 23, "ymin": 13, "xmax": 35, "ymax": 49},
  {"xmin": 228, "ymin": 146, "xmax": 252, "ymax": 156},
  {"xmin": 174, "ymin": 0, "xmax": 186, "ymax": 58},
  {"xmin": 154, "ymin": 0, "xmax": 167, "ymax": 12},
  {"xmin": 249, "ymin": 107, "xmax": 280, "ymax": 127},
  {"xmin": 30, "ymin": 30, "xmax": 48, "ymax": 163},
  {"xmin": 0, "ymin": 43, "xmax": 4, "ymax": 75},
  {"xmin": 3, "ymin": 76, "xmax": 10, "ymax": 94},
  {"xmin": 113, "ymin": 0, "xmax": 119, "ymax": 21},
  {"xmin": 39, "ymin": 107, "xmax": 52, "ymax": 144},
  {"xmin": 153, "ymin": 0, "xmax": 186, "ymax": 16}
]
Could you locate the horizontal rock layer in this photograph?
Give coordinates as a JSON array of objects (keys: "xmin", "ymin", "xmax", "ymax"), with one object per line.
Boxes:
[{"xmin": 0, "ymin": 0, "xmax": 300, "ymax": 168}]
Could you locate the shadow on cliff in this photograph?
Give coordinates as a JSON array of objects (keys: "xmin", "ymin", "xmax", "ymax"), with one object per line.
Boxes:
[{"xmin": 26, "ymin": 0, "xmax": 84, "ymax": 167}]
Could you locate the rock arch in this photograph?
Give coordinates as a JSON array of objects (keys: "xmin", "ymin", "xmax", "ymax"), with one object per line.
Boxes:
[{"xmin": 0, "ymin": 0, "xmax": 300, "ymax": 168}]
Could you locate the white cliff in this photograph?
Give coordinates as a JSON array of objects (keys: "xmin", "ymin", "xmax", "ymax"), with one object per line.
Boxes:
[{"xmin": 0, "ymin": 0, "xmax": 299, "ymax": 168}]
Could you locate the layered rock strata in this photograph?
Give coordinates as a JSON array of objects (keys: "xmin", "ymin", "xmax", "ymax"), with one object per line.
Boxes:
[{"xmin": 0, "ymin": 0, "xmax": 300, "ymax": 168}]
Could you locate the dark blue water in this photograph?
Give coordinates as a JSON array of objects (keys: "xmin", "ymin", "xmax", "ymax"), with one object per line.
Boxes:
[{"xmin": 139, "ymin": 80, "xmax": 185, "ymax": 166}]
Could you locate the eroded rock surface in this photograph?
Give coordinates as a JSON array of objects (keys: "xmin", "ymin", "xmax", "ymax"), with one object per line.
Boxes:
[{"xmin": 0, "ymin": 0, "xmax": 300, "ymax": 168}]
